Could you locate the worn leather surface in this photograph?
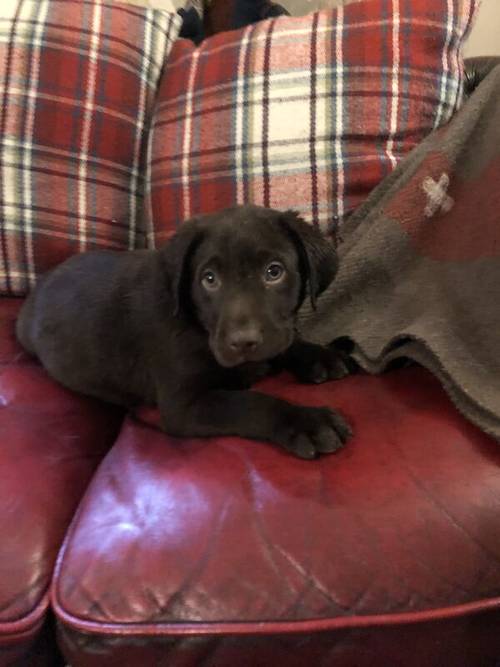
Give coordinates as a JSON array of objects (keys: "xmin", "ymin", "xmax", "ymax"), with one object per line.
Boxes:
[
  {"xmin": 0, "ymin": 299, "xmax": 123, "ymax": 660},
  {"xmin": 53, "ymin": 364, "xmax": 500, "ymax": 664},
  {"xmin": 57, "ymin": 608, "xmax": 500, "ymax": 667},
  {"xmin": 0, "ymin": 615, "xmax": 65, "ymax": 667}
]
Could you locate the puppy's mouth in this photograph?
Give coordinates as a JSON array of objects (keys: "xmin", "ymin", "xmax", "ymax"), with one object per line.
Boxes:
[
  {"xmin": 212, "ymin": 347, "xmax": 269, "ymax": 368},
  {"xmin": 210, "ymin": 330, "xmax": 294, "ymax": 368}
]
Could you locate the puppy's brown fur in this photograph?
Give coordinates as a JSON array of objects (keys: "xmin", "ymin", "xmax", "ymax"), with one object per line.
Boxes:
[{"xmin": 17, "ymin": 205, "xmax": 351, "ymax": 459}]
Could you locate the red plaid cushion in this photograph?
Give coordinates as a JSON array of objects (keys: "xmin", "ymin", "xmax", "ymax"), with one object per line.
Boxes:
[
  {"xmin": 147, "ymin": 0, "xmax": 477, "ymax": 245},
  {"xmin": 0, "ymin": 0, "xmax": 181, "ymax": 296}
]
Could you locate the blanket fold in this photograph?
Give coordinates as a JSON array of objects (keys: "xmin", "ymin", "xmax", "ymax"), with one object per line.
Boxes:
[{"xmin": 299, "ymin": 64, "xmax": 500, "ymax": 440}]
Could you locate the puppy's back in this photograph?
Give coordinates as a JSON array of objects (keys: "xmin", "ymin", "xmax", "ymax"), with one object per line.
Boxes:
[
  {"xmin": 16, "ymin": 249, "xmax": 161, "ymax": 404},
  {"xmin": 16, "ymin": 248, "xmax": 157, "ymax": 360}
]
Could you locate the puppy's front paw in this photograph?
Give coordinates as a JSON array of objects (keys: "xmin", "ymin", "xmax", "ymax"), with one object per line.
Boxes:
[
  {"xmin": 277, "ymin": 405, "xmax": 352, "ymax": 459},
  {"xmin": 288, "ymin": 343, "xmax": 351, "ymax": 384}
]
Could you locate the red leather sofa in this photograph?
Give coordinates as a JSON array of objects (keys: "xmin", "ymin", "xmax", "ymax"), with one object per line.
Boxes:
[
  {"xmin": 1, "ymin": 20, "xmax": 500, "ymax": 662},
  {"xmin": 2, "ymin": 285, "xmax": 500, "ymax": 665}
]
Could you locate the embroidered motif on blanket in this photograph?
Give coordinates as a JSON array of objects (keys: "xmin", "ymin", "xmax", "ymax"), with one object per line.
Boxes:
[{"xmin": 422, "ymin": 173, "xmax": 454, "ymax": 218}]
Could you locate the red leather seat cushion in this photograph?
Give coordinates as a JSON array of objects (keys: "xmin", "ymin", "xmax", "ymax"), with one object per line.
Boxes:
[
  {"xmin": 52, "ymin": 366, "xmax": 500, "ymax": 666},
  {"xmin": 0, "ymin": 299, "xmax": 123, "ymax": 665}
]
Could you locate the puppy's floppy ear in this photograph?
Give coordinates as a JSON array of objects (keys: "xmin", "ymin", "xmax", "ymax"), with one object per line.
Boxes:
[
  {"xmin": 279, "ymin": 210, "xmax": 338, "ymax": 310},
  {"xmin": 159, "ymin": 218, "xmax": 204, "ymax": 317}
]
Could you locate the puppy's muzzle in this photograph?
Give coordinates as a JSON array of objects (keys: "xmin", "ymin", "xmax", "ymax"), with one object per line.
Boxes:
[
  {"xmin": 227, "ymin": 325, "xmax": 263, "ymax": 356},
  {"xmin": 212, "ymin": 295, "xmax": 293, "ymax": 367}
]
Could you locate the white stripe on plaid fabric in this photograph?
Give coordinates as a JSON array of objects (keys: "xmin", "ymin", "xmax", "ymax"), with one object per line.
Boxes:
[
  {"xmin": 156, "ymin": 118, "xmax": 415, "ymax": 184},
  {"xmin": 0, "ymin": 35, "xmax": 164, "ymax": 84},
  {"xmin": 261, "ymin": 19, "xmax": 276, "ymax": 208},
  {"xmin": 78, "ymin": 0, "xmax": 102, "ymax": 253},
  {"xmin": 386, "ymin": 0, "xmax": 400, "ymax": 170},
  {"xmin": 130, "ymin": 11, "xmax": 180, "ymax": 248},
  {"xmin": 23, "ymin": 0, "xmax": 49, "ymax": 288},
  {"xmin": 308, "ymin": 11, "xmax": 319, "ymax": 225},
  {"xmin": 235, "ymin": 26, "xmax": 252, "ymax": 205},
  {"xmin": 0, "ymin": 0, "xmax": 23, "ymax": 293},
  {"xmin": 334, "ymin": 6, "xmax": 345, "ymax": 224},
  {"xmin": 129, "ymin": 7, "xmax": 154, "ymax": 249},
  {"xmin": 0, "ymin": 220, "xmax": 130, "ymax": 246},
  {"xmin": 145, "ymin": 127, "xmax": 154, "ymax": 246},
  {"xmin": 452, "ymin": 2, "xmax": 463, "ymax": 113},
  {"xmin": 156, "ymin": 150, "xmax": 398, "ymax": 181},
  {"xmin": 434, "ymin": 0, "xmax": 455, "ymax": 129},
  {"xmin": 311, "ymin": 11, "xmax": 327, "ymax": 228},
  {"xmin": 2, "ymin": 136, "xmax": 144, "ymax": 179},
  {"xmin": 449, "ymin": 0, "xmax": 476, "ymax": 116},
  {"xmin": 182, "ymin": 49, "xmax": 201, "ymax": 221},
  {"xmin": 156, "ymin": 65, "xmax": 453, "ymax": 118},
  {"xmin": 117, "ymin": 0, "xmax": 177, "ymax": 9},
  {"xmin": 0, "ymin": 88, "xmax": 151, "ymax": 125}
]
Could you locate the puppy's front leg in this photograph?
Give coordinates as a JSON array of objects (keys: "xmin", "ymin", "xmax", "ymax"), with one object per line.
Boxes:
[{"xmin": 159, "ymin": 388, "xmax": 351, "ymax": 460}]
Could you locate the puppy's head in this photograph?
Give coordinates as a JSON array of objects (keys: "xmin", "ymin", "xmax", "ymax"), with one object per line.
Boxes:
[{"xmin": 161, "ymin": 205, "xmax": 337, "ymax": 367}]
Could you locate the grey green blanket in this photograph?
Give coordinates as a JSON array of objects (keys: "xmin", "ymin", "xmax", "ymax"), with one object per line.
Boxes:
[{"xmin": 299, "ymin": 62, "xmax": 500, "ymax": 440}]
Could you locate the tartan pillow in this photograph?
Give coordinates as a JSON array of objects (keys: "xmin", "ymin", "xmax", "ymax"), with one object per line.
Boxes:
[
  {"xmin": 146, "ymin": 0, "xmax": 477, "ymax": 245},
  {"xmin": 0, "ymin": 0, "xmax": 181, "ymax": 296}
]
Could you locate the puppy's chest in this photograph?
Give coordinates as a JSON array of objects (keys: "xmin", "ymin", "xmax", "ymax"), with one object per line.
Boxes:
[{"xmin": 226, "ymin": 361, "xmax": 273, "ymax": 389}]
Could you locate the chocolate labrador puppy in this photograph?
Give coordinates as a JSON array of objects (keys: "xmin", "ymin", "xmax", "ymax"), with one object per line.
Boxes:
[{"xmin": 16, "ymin": 205, "xmax": 351, "ymax": 459}]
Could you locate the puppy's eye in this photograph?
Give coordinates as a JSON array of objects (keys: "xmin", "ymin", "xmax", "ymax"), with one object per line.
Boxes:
[
  {"xmin": 265, "ymin": 262, "xmax": 285, "ymax": 283},
  {"xmin": 201, "ymin": 269, "xmax": 221, "ymax": 291}
]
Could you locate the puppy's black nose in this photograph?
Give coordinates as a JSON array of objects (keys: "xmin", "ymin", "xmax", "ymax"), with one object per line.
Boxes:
[{"xmin": 228, "ymin": 328, "xmax": 263, "ymax": 354}]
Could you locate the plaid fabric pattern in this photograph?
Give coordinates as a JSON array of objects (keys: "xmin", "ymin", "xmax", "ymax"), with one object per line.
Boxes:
[
  {"xmin": 147, "ymin": 0, "xmax": 477, "ymax": 245},
  {"xmin": 0, "ymin": 0, "xmax": 181, "ymax": 296}
]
